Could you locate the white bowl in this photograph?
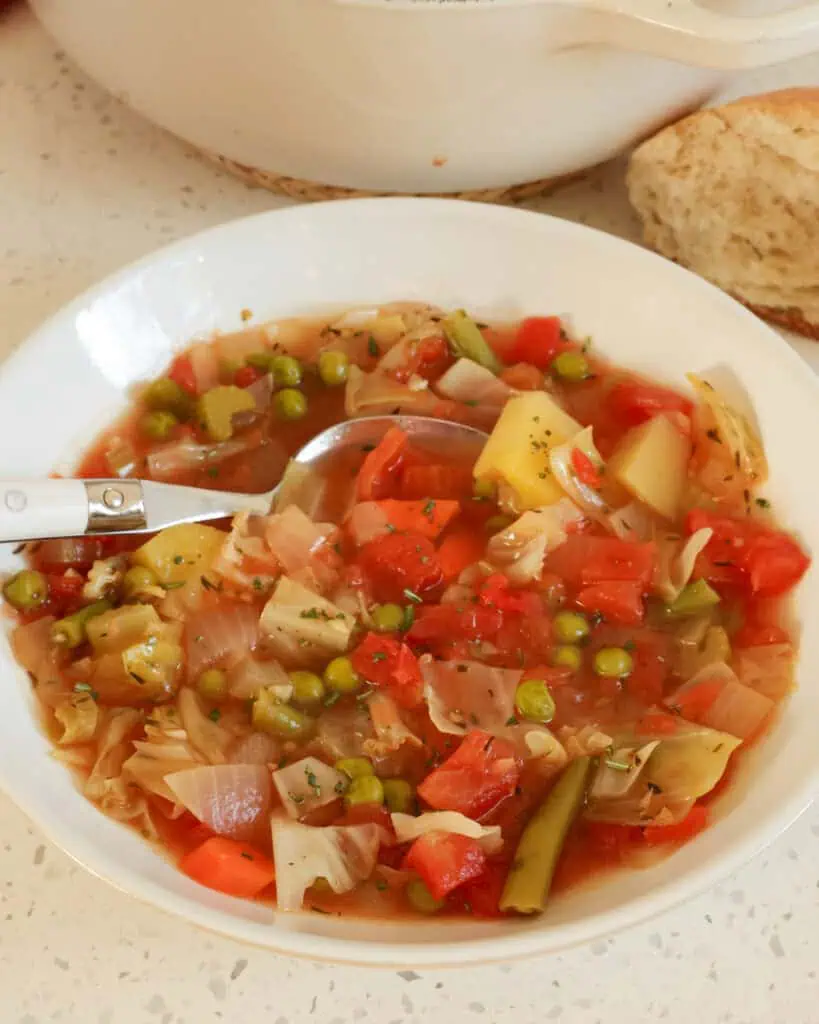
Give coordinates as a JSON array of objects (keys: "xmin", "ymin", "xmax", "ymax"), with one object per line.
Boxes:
[{"xmin": 1, "ymin": 199, "xmax": 817, "ymax": 966}]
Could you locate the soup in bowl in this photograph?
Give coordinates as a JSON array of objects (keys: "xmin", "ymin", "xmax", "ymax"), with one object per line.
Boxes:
[{"xmin": 0, "ymin": 199, "xmax": 817, "ymax": 964}]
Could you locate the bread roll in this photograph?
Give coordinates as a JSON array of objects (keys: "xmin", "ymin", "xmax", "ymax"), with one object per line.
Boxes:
[{"xmin": 626, "ymin": 89, "xmax": 819, "ymax": 338}]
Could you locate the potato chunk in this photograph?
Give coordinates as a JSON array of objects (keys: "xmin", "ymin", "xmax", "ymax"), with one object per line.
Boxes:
[{"xmin": 608, "ymin": 414, "xmax": 691, "ymax": 520}]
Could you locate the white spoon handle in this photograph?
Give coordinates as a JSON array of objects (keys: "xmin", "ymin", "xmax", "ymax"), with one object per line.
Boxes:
[{"xmin": 0, "ymin": 480, "xmax": 94, "ymax": 543}]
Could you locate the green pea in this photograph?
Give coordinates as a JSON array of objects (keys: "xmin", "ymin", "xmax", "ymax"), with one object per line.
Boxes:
[
  {"xmin": 252, "ymin": 693, "xmax": 315, "ymax": 739},
  {"xmin": 142, "ymin": 377, "xmax": 193, "ymax": 418},
  {"xmin": 197, "ymin": 668, "xmax": 228, "ymax": 702},
  {"xmin": 289, "ymin": 670, "xmax": 325, "ymax": 707},
  {"xmin": 382, "ymin": 778, "xmax": 414, "ymax": 814},
  {"xmin": 552, "ymin": 611, "xmax": 590, "ymax": 644},
  {"xmin": 514, "ymin": 678, "xmax": 556, "ymax": 724},
  {"xmin": 273, "ymin": 388, "xmax": 308, "ymax": 421},
  {"xmin": 318, "ymin": 350, "xmax": 350, "ymax": 387},
  {"xmin": 593, "ymin": 646, "xmax": 634, "ymax": 679},
  {"xmin": 122, "ymin": 565, "xmax": 158, "ymax": 600},
  {"xmin": 323, "ymin": 656, "xmax": 361, "ymax": 694},
  {"xmin": 551, "ymin": 645, "xmax": 582, "ymax": 672},
  {"xmin": 51, "ymin": 600, "xmax": 111, "ymax": 649},
  {"xmin": 485, "ymin": 514, "xmax": 514, "ymax": 533},
  {"xmin": 345, "ymin": 775, "xmax": 384, "ymax": 807},
  {"xmin": 335, "ymin": 757, "xmax": 374, "ymax": 780},
  {"xmin": 140, "ymin": 409, "xmax": 179, "ymax": 441},
  {"xmin": 552, "ymin": 350, "xmax": 590, "ymax": 382},
  {"xmin": 3, "ymin": 569, "xmax": 48, "ymax": 611},
  {"xmin": 406, "ymin": 878, "xmax": 444, "ymax": 914},
  {"xmin": 473, "ymin": 477, "xmax": 496, "ymax": 500},
  {"xmin": 371, "ymin": 603, "xmax": 405, "ymax": 633},
  {"xmin": 270, "ymin": 355, "xmax": 303, "ymax": 389}
]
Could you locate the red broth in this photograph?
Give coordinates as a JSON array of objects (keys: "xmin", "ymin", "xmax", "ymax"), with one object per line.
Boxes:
[{"xmin": 3, "ymin": 303, "xmax": 808, "ymax": 920}]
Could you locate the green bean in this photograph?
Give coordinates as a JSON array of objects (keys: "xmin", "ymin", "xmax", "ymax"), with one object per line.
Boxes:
[
  {"xmin": 317, "ymin": 350, "xmax": 349, "ymax": 387},
  {"xmin": 252, "ymin": 692, "xmax": 315, "ymax": 739},
  {"xmin": 552, "ymin": 350, "xmax": 590, "ymax": 382},
  {"xmin": 552, "ymin": 611, "xmax": 590, "ymax": 644},
  {"xmin": 289, "ymin": 670, "xmax": 325, "ymax": 706},
  {"xmin": 51, "ymin": 600, "xmax": 112, "ymax": 649},
  {"xmin": 3, "ymin": 569, "xmax": 48, "ymax": 611},
  {"xmin": 663, "ymin": 579, "xmax": 721, "ymax": 619},
  {"xmin": 500, "ymin": 756, "xmax": 593, "ymax": 914},
  {"xmin": 442, "ymin": 310, "xmax": 501, "ymax": 374},
  {"xmin": 122, "ymin": 565, "xmax": 158, "ymax": 600}
]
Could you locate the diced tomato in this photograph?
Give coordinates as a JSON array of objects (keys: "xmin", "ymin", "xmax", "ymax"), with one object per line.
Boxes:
[
  {"xmin": 179, "ymin": 837, "xmax": 275, "ymax": 898},
  {"xmin": 498, "ymin": 362, "xmax": 544, "ymax": 391},
  {"xmin": 417, "ymin": 730, "xmax": 520, "ymax": 819},
  {"xmin": 45, "ymin": 572, "xmax": 85, "ymax": 601},
  {"xmin": 234, "ymin": 364, "xmax": 264, "ymax": 388},
  {"xmin": 643, "ymin": 803, "xmax": 709, "ymax": 845},
  {"xmin": 400, "ymin": 464, "xmax": 474, "ymax": 501},
  {"xmin": 545, "ymin": 535, "xmax": 656, "ymax": 589},
  {"xmin": 637, "ymin": 711, "xmax": 679, "ymax": 736},
  {"xmin": 33, "ymin": 538, "xmax": 106, "ymax": 574},
  {"xmin": 509, "ymin": 316, "xmax": 571, "ymax": 369},
  {"xmin": 406, "ymin": 603, "xmax": 503, "ymax": 656},
  {"xmin": 733, "ymin": 623, "xmax": 790, "ymax": 648},
  {"xmin": 478, "ymin": 573, "xmax": 543, "ymax": 617},
  {"xmin": 571, "ymin": 447, "xmax": 602, "ymax": 488},
  {"xmin": 607, "ymin": 379, "xmax": 693, "ymax": 428},
  {"xmin": 350, "ymin": 632, "xmax": 424, "ymax": 709},
  {"xmin": 452, "ymin": 857, "xmax": 510, "ymax": 917},
  {"xmin": 436, "ymin": 529, "xmax": 486, "ymax": 581},
  {"xmin": 404, "ymin": 832, "xmax": 487, "ymax": 901},
  {"xmin": 373, "ymin": 499, "xmax": 460, "ymax": 540},
  {"xmin": 396, "ymin": 335, "xmax": 452, "ymax": 382},
  {"xmin": 357, "ymin": 530, "xmax": 443, "ymax": 603},
  {"xmin": 576, "ymin": 581, "xmax": 645, "ymax": 625},
  {"xmin": 686, "ymin": 509, "xmax": 810, "ymax": 598},
  {"xmin": 668, "ymin": 678, "xmax": 723, "ymax": 721},
  {"xmin": 167, "ymin": 354, "xmax": 198, "ymax": 396},
  {"xmin": 357, "ymin": 427, "xmax": 409, "ymax": 502},
  {"xmin": 624, "ymin": 632, "xmax": 670, "ymax": 704},
  {"xmin": 337, "ymin": 803, "xmax": 394, "ymax": 835}
]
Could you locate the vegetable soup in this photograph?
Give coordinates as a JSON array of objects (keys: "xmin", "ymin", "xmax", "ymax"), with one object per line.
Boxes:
[{"xmin": 3, "ymin": 303, "xmax": 809, "ymax": 918}]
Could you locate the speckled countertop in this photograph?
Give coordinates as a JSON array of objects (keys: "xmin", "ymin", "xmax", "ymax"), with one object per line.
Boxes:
[{"xmin": 2, "ymin": 6, "xmax": 819, "ymax": 1023}]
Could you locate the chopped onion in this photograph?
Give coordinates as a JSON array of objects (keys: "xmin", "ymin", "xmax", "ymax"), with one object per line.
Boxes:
[
  {"xmin": 188, "ymin": 342, "xmax": 220, "ymax": 393},
  {"xmin": 165, "ymin": 764, "xmax": 272, "ymax": 840},
  {"xmin": 82, "ymin": 556, "xmax": 126, "ymax": 602},
  {"xmin": 364, "ymin": 693, "xmax": 422, "ymax": 755},
  {"xmin": 147, "ymin": 436, "xmax": 257, "ymax": 480},
  {"xmin": 11, "ymin": 616, "xmax": 58, "ymax": 682},
  {"xmin": 688, "ymin": 374, "xmax": 767, "ymax": 485},
  {"xmin": 272, "ymin": 756, "xmax": 346, "ymax": 819},
  {"xmin": 607, "ymin": 501, "xmax": 656, "ymax": 542},
  {"xmin": 435, "ymin": 358, "xmax": 515, "ymax": 406},
  {"xmin": 314, "ymin": 704, "xmax": 376, "ymax": 762},
  {"xmin": 260, "ymin": 576, "xmax": 354, "ymax": 658},
  {"xmin": 185, "ymin": 601, "xmax": 260, "ymax": 681},
  {"xmin": 486, "ymin": 501, "xmax": 583, "ymax": 584},
  {"xmin": 271, "ymin": 821, "xmax": 385, "ymax": 911},
  {"xmin": 548, "ymin": 427, "xmax": 610, "ymax": 524},
  {"xmin": 655, "ymin": 528, "xmax": 713, "ymax": 602},
  {"xmin": 733, "ymin": 643, "xmax": 793, "ymax": 702},
  {"xmin": 227, "ymin": 656, "xmax": 291, "ymax": 701},
  {"xmin": 390, "ymin": 812, "xmax": 503, "ymax": 854},
  {"xmin": 420, "ymin": 656, "xmax": 521, "ymax": 736},
  {"xmin": 178, "ymin": 688, "xmax": 231, "ymax": 764},
  {"xmin": 506, "ymin": 724, "xmax": 568, "ymax": 766},
  {"xmin": 590, "ymin": 741, "xmax": 661, "ymax": 800},
  {"xmin": 559, "ymin": 723, "xmax": 614, "ymax": 758},
  {"xmin": 54, "ymin": 693, "xmax": 99, "ymax": 746},
  {"xmin": 230, "ymin": 731, "xmax": 281, "ymax": 766},
  {"xmin": 85, "ymin": 708, "xmax": 143, "ymax": 802},
  {"xmin": 666, "ymin": 662, "xmax": 774, "ymax": 739},
  {"xmin": 344, "ymin": 365, "xmax": 441, "ymax": 419},
  {"xmin": 346, "ymin": 502, "xmax": 391, "ymax": 547},
  {"xmin": 264, "ymin": 505, "xmax": 340, "ymax": 590}
]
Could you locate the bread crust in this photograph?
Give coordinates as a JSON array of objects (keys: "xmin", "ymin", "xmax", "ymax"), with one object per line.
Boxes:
[{"xmin": 627, "ymin": 88, "xmax": 819, "ymax": 340}]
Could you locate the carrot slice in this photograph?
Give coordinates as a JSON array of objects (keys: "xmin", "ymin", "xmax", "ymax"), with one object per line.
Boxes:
[
  {"xmin": 374, "ymin": 499, "xmax": 459, "ymax": 540},
  {"xmin": 437, "ymin": 528, "xmax": 486, "ymax": 580},
  {"xmin": 180, "ymin": 837, "xmax": 275, "ymax": 898}
]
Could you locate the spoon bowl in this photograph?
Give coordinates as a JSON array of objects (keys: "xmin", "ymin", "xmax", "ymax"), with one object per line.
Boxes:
[{"xmin": 0, "ymin": 415, "xmax": 489, "ymax": 543}]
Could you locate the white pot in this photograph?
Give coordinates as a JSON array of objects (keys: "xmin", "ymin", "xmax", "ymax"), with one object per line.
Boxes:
[{"xmin": 31, "ymin": 0, "xmax": 819, "ymax": 194}]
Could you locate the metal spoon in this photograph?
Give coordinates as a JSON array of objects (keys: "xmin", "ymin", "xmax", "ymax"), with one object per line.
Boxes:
[{"xmin": 0, "ymin": 416, "xmax": 488, "ymax": 544}]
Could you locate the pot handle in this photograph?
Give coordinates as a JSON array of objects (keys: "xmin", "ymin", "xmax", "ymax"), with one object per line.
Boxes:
[
  {"xmin": 337, "ymin": 0, "xmax": 819, "ymax": 71},
  {"xmin": 573, "ymin": 0, "xmax": 819, "ymax": 70}
]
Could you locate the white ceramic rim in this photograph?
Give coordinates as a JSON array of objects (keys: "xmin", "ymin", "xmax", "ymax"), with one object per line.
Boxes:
[{"xmin": 1, "ymin": 198, "xmax": 818, "ymax": 967}]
